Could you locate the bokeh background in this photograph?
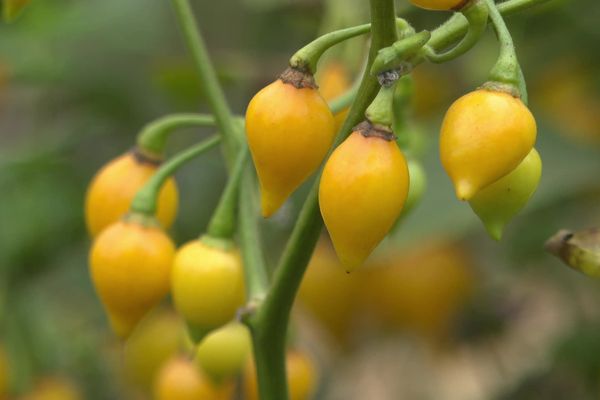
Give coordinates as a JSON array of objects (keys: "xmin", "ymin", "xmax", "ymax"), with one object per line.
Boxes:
[{"xmin": 1, "ymin": 0, "xmax": 600, "ymax": 398}]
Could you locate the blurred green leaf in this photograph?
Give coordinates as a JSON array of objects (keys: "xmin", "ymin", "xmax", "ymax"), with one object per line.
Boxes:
[{"xmin": 3, "ymin": 0, "xmax": 30, "ymax": 22}]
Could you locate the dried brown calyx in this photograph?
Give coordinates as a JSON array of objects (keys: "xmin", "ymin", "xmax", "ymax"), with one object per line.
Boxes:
[
  {"xmin": 354, "ymin": 120, "xmax": 396, "ymax": 141},
  {"xmin": 279, "ymin": 66, "xmax": 318, "ymax": 90}
]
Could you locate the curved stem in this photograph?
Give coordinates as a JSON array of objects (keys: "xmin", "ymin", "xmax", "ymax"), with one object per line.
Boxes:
[
  {"xmin": 170, "ymin": 0, "xmax": 243, "ymax": 161},
  {"xmin": 483, "ymin": 0, "xmax": 522, "ymax": 95},
  {"xmin": 366, "ymin": 83, "xmax": 397, "ymax": 128},
  {"xmin": 205, "ymin": 146, "xmax": 249, "ymax": 242},
  {"xmin": 247, "ymin": 1, "xmax": 398, "ymax": 399},
  {"xmin": 370, "ymin": 30, "xmax": 431, "ymax": 76},
  {"xmin": 135, "ymin": 113, "xmax": 216, "ymax": 158},
  {"xmin": 130, "ymin": 135, "xmax": 220, "ymax": 216},
  {"xmin": 424, "ymin": 0, "xmax": 488, "ymax": 63}
]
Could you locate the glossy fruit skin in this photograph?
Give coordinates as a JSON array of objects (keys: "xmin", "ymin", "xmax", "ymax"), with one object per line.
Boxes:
[
  {"xmin": 410, "ymin": 0, "xmax": 466, "ymax": 10},
  {"xmin": 244, "ymin": 350, "xmax": 317, "ymax": 400},
  {"xmin": 440, "ymin": 89, "xmax": 536, "ymax": 200},
  {"xmin": 89, "ymin": 218, "xmax": 175, "ymax": 338},
  {"xmin": 469, "ymin": 148, "xmax": 542, "ymax": 240},
  {"xmin": 319, "ymin": 62, "xmax": 351, "ymax": 131},
  {"xmin": 154, "ymin": 357, "xmax": 233, "ymax": 400},
  {"xmin": 85, "ymin": 151, "xmax": 178, "ymax": 237},
  {"xmin": 195, "ymin": 322, "xmax": 251, "ymax": 382},
  {"xmin": 319, "ymin": 130, "xmax": 409, "ymax": 271},
  {"xmin": 171, "ymin": 240, "xmax": 245, "ymax": 341},
  {"xmin": 246, "ymin": 78, "xmax": 336, "ymax": 217},
  {"xmin": 123, "ymin": 308, "xmax": 186, "ymax": 390}
]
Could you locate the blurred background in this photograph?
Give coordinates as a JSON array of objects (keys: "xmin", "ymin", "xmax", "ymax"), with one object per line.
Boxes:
[{"xmin": 1, "ymin": 0, "xmax": 600, "ymax": 398}]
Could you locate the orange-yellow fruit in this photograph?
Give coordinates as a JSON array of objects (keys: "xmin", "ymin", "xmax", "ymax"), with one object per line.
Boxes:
[
  {"xmin": 154, "ymin": 357, "xmax": 233, "ymax": 400},
  {"xmin": 19, "ymin": 377, "xmax": 81, "ymax": 400},
  {"xmin": 440, "ymin": 89, "xmax": 536, "ymax": 200},
  {"xmin": 244, "ymin": 350, "xmax": 317, "ymax": 400},
  {"xmin": 123, "ymin": 308, "xmax": 186, "ymax": 390},
  {"xmin": 171, "ymin": 240, "xmax": 245, "ymax": 341},
  {"xmin": 246, "ymin": 74, "xmax": 336, "ymax": 217},
  {"xmin": 410, "ymin": 0, "xmax": 466, "ymax": 10},
  {"xmin": 89, "ymin": 218, "xmax": 175, "ymax": 338},
  {"xmin": 85, "ymin": 151, "xmax": 178, "ymax": 237},
  {"xmin": 319, "ymin": 129, "xmax": 410, "ymax": 271},
  {"xmin": 319, "ymin": 62, "xmax": 351, "ymax": 130}
]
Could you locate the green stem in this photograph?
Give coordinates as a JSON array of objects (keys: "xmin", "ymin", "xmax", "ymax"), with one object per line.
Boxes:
[
  {"xmin": 290, "ymin": 23, "xmax": 372, "ymax": 74},
  {"xmin": 247, "ymin": 1, "xmax": 398, "ymax": 399},
  {"xmin": 370, "ymin": 30, "xmax": 431, "ymax": 76},
  {"xmin": 483, "ymin": 0, "xmax": 522, "ymax": 95},
  {"xmin": 170, "ymin": 0, "xmax": 243, "ymax": 160},
  {"xmin": 204, "ymin": 147, "xmax": 249, "ymax": 242},
  {"xmin": 130, "ymin": 135, "xmax": 220, "ymax": 216},
  {"xmin": 328, "ymin": 81, "xmax": 359, "ymax": 115},
  {"xmin": 366, "ymin": 83, "xmax": 397, "ymax": 128},
  {"xmin": 424, "ymin": 0, "xmax": 488, "ymax": 63},
  {"xmin": 135, "ymin": 113, "xmax": 216, "ymax": 158}
]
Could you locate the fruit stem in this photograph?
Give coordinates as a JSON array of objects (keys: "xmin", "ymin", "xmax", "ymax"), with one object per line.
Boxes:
[
  {"xmin": 365, "ymin": 79, "xmax": 398, "ymax": 129},
  {"xmin": 135, "ymin": 113, "xmax": 216, "ymax": 159},
  {"xmin": 423, "ymin": 0, "xmax": 488, "ymax": 63},
  {"xmin": 289, "ymin": 23, "xmax": 372, "ymax": 74},
  {"xmin": 370, "ymin": 30, "xmax": 431, "ymax": 76},
  {"xmin": 205, "ymin": 146, "xmax": 249, "ymax": 241},
  {"xmin": 129, "ymin": 135, "xmax": 220, "ymax": 216},
  {"xmin": 482, "ymin": 0, "xmax": 522, "ymax": 96}
]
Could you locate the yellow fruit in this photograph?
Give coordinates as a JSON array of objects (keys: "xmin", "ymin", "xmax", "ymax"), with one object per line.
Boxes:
[
  {"xmin": 440, "ymin": 89, "xmax": 536, "ymax": 200},
  {"xmin": 410, "ymin": 0, "xmax": 466, "ymax": 10},
  {"xmin": 123, "ymin": 308, "xmax": 186, "ymax": 390},
  {"xmin": 318, "ymin": 62, "xmax": 351, "ymax": 131},
  {"xmin": 19, "ymin": 377, "xmax": 81, "ymax": 400},
  {"xmin": 469, "ymin": 148, "xmax": 542, "ymax": 240},
  {"xmin": 364, "ymin": 241, "xmax": 476, "ymax": 341},
  {"xmin": 85, "ymin": 151, "xmax": 178, "ymax": 237},
  {"xmin": 171, "ymin": 240, "xmax": 245, "ymax": 341},
  {"xmin": 0, "ymin": 345, "xmax": 8, "ymax": 398},
  {"xmin": 195, "ymin": 322, "xmax": 251, "ymax": 382},
  {"xmin": 246, "ymin": 70, "xmax": 336, "ymax": 217},
  {"xmin": 244, "ymin": 350, "xmax": 317, "ymax": 400},
  {"xmin": 154, "ymin": 357, "xmax": 233, "ymax": 400},
  {"xmin": 319, "ymin": 126, "xmax": 410, "ymax": 271},
  {"xmin": 89, "ymin": 217, "xmax": 175, "ymax": 338}
]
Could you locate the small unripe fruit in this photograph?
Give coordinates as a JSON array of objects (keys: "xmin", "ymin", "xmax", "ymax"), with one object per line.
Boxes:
[
  {"xmin": 89, "ymin": 217, "xmax": 175, "ymax": 338},
  {"xmin": 246, "ymin": 68, "xmax": 336, "ymax": 217},
  {"xmin": 154, "ymin": 357, "xmax": 233, "ymax": 400},
  {"xmin": 194, "ymin": 322, "xmax": 251, "ymax": 382},
  {"xmin": 319, "ymin": 124, "xmax": 409, "ymax": 271},
  {"xmin": 469, "ymin": 148, "xmax": 542, "ymax": 240},
  {"xmin": 85, "ymin": 150, "xmax": 178, "ymax": 237},
  {"xmin": 440, "ymin": 89, "xmax": 536, "ymax": 200},
  {"xmin": 171, "ymin": 240, "xmax": 245, "ymax": 342},
  {"xmin": 410, "ymin": 0, "xmax": 467, "ymax": 11}
]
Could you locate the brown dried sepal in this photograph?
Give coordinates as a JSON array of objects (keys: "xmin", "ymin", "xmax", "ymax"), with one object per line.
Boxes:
[
  {"xmin": 131, "ymin": 146, "xmax": 163, "ymax": 166},
  {"xmin": 354, "ymin": 120, "xmax": 395, "ymax": 142},
  {"xmin": 279, "ymin": 67, "xmax": 318, "ymax": 90}
]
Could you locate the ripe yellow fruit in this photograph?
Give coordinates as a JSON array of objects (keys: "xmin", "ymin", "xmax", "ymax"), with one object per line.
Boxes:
[
  {"xmin": 85, "ymin": 150, "xmax": 178, "ymax": 237},
  {"xmin": 89, "ymin": 218, "xmax": 175, "ymax": 338},
  {"xmin": 469, "ymin": 148, "xmax": 542, "ymax": 240},
  {"xmin": 195, "ymin": 322, "xmax": 252, "ymax": 382},
  {"xmin": 410, "ymin": 0, "xmax": 466, "ymax": 10},
  {"xmin": 123, "ymin": 308, "xmax": 186, "ymax": 390},
  {"xmin": 154, "ymin": 357, "xmax": 233, "ymax": 400},
  {"xmin": 319, "ymin": 62, "xmax": 351, "ymax": 131},
  {"xmin": 440, "ymin": 89, "xmax": 536, "ymax": 200},
  {"xmin": 319, "ymin": 127, "xmax": 410, "ymax": 271},
  {"xmin": 246, "ymin": 69, "xmax": 336, "ymax": 217},
  {"xmin": 244, "ymin": 350, "xmax": 317, "ymax": 400},
  {"xmin": 171, "ymin": 240, "xmax": 245, "ymax": 341}
]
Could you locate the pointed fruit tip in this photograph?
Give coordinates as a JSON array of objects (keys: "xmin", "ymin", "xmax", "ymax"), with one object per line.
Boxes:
[
  {"xmin": 485, "ymin": 223, "xmax": 505, "ymax": 241},
  {"xmin": 108, "ymin": 313, "xmax": 137, "ymax": 340},
  {"xmin": 260, "ymin": 191, "xmax": 286, "ymax": 218},
  {"xmin": 455, "ymin": 181, "xmax": 476, "ymax": 201}
]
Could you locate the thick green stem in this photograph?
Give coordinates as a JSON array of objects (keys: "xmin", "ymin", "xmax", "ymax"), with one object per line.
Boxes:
[
  {"xmin": 204, "ymin": 147, "xmax": 249, "ymax": 242},
  {"xmin": 290, "ymin": 23, "xmax": 372, "ymax": 74},
  {"xmin": 170, "ymin": 0, "xmax": 243, "ymax": 160},
  {"xmin": 370, "ymin": 30, "xmax": 431, "ymax": 76},
  {"xmin": 135, "ymin": 113, "xmax": 216, "ymax": 158},
  {"xmin": 366, "ymin": 83, "xmax": 397, "ymax": 128},
  {"xmin": 130, "ymin": 136, "xmax": 220, "ymax": 216},
  {"xmin": 424, "ymin": 0, "xmax": 488, "ymax": 63},
  {"xmin": 247, "ymin": 1, "xmax": 398, "ymax": 399},
  {"xmin": 483, "ymin": 0, "xmax": 522, "ymax": 95}
]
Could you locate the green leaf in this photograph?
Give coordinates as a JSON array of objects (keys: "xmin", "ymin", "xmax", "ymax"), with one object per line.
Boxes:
[{"xmin": 3, "ymin": 0, "xmax": 31, "ymax": 22}]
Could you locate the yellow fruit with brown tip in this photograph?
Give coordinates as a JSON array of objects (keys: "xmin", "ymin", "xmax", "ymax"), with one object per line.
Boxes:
[
  {"xmin": 246, "ymin": 68, "xmax": 336, "ymax": 217},
  {"xmin": 440, "ymin": 89, "xmax": 536, "ymax": 200},
  {"xmin": 319, "ymin": 125, "xmax": 409, "ymax": 271},
  {"xmin": 85, "ymin": 150, "xmax": 178, "ymax": 237},
  {"xmin": 89, "ymin": 216, "xmax": 175, "ymax": 338}
]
